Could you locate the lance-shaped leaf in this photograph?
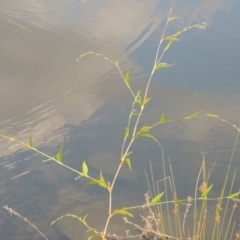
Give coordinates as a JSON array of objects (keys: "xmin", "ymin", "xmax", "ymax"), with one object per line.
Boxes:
[
  {"xmin": 125, "ymin": 152, "xmax": 133, "ymax": 158},
  {"xmin": 228, "ymin": 192, "xmax": 240, "ymax": 200},
  {"xmin": 133, "ymin": 91, "xmax": 141, "ymax": 105},
  {"xmin": 124, "ymin": 157, "xmax": 132, "ymax": 171},
  {"xmin": 185, "ymin": 110, "xmax": 202, "ymax": 119},
  {"xmin": 154, "ymin": 63, "xmax": 173, "ymax": 71},
  {"xmin": 86, "ymin": 178, "xmax": 108, "ymax": 189},
  {"xmin": 140, "ymin": 126, "xmax": 152, "ymax": 133},
  {"xmin": 160, "ymin": 113, "xmax": 167, "ymax": 123},
  {"xmin": 141, "ymin": 98, "xmax": 151, "ymax": 106},
  {"xmin": 125, "ymin": 70, "xmax": 130, "ymax": 86},
  {"xmin": 151, "ymin": 192, "xmax": 165, "ymax": 204},
  {"xmin": 82, "ymin": 160, "xmax": 88, "ymax": 176},
  {"xmin": 113, "ymin": 208, "xmax": 133, "ymax": 217},
  {"xmin": 81, "ymin": 214, "xmax": 89, "ymax": 224},
  {"xmin": 164, "ymin": 40, "xmax": 173, "ymax": 52},
  {"xmin": 206, "ymin": 114, "xmax": 219, "ymax": 118},
  {"xmin": 134, "ymin": 133, "xmax": 160, "ymax": 145},
  {"xmin": 174, "ymin": 198, "xmax": 184, "ymax": 205},
  {"xmin": 86, "ymin": 179, "xmax": 100, "ymax": 186},
  {"xmin": 168, "ymin": 16, "xmax": 180, "ymax": 22},
  {"xmin": 56, "ymin": 143, "xmax": 64, "ymax": 162},
  {"xmin": 99, "ymin": 172, "xmax": 107, "ymax": 187},
  {"xmin": 163, "ymin": 36, "xmax": 181, "ymax": 41},
  {"xmin": 201, "ymin": 184, "xmax": 213, "ymax": 199},
  {"xmin": 125, "ymin": 125, "xmax": 130, "ymax": 139},
  {"xmin": 130, "ymin": 109, "xmax": 138, "ymax": 117},
  {"xmin": 1, "ymin": 133, "xmax": 7, "ymax": 138},
  {"xmin": 29, "ymin": 132, "xmax": 33, "ymax": 148},
  {"xmin": 121, "ymin": 152, "xmax": 132, "ymax": 163},
  {"xmin": 87, "ymin": 234, "xmax": 97, "ymax": 240}
]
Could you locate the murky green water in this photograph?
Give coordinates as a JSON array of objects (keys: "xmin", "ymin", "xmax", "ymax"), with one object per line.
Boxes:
[{"xmin": 0, "ymin": 0, "xmax": 240, "ymax": 239}]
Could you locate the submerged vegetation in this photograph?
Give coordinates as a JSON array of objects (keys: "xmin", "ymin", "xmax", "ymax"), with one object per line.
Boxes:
[{"xmin": 1, "ymin": 2, "xmax": 240, "ymax": 240}]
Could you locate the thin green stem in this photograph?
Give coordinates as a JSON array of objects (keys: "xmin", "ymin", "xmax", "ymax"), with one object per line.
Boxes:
[
  {"xmin": 211, "ymin": 130, "xmax": 239, "ymax": 240},
  {"xmin": 143, "ymin": 1, "xmax": 175, "ymax": 102},
  {"xmin": 1, "ymin": 135, "xmax": 99, "ymax": 183},
  {"xmin": 223, "ymin": 172, "xmax": 237, "ymax": 240},
  {"xmin": 77, "ymin": 52, "xmax": 135, "ymax": 98}
]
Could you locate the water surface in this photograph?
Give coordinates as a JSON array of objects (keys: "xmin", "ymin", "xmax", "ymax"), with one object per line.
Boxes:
[{"xmin": 0, "ymin": 0, "xmax": 240, "ymax": 239}]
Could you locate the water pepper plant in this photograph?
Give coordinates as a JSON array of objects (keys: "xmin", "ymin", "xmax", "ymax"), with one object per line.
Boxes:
[{"xmin": 2, "ymin": 2, "xmax": 240, "ymax": 240}]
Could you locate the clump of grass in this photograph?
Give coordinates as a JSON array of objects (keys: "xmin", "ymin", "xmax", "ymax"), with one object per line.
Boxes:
[
  {"xmin": 1, "ymin": 1, "xmax": 239, "ymax": 240},
  {"xmin": 122, "ymin": 149, "xmax": 240, "ymax": 240}
]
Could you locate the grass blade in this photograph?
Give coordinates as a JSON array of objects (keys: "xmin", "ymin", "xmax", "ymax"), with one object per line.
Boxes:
[{"xmin": 56, "ymin": 143, "xmax": 64, "ymax": 163}]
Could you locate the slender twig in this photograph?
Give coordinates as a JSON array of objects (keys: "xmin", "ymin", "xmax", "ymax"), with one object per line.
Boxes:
[
  {"xmin": 77, "ymin": 52, "xmax": 135, "ymax": 98},
  {"xmin": 193, "ymin": 160, "xmax": 204, "ymax": 239},
  {"xmin": 3, "ymin": 205, "xmax": 49, "ymax": 240}
]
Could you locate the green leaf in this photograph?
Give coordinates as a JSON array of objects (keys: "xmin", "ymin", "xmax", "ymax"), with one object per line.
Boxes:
[
  {"xmin": 133, "ymin": 92, "xmax": 142, "ymax": 106},
  {"xmin": 82, "ymin": 160, "xmax": 88, "ymax": 176},
  {"xmin": 168, "ymin": 16, "xmax": 180, "ymax": 22},
  {"xmin": 150, "ymin": 192, "xmax": 165, "ymax": 204},
  {"xmin": 160, "ymin": 113, "xmax": 167, "ymax": 123},
  {"xmin": 143, "ymin": 98, "xmax": 151, "ymax": 105},
  {"xmin": 29, "ymin": 132, "xmax": 33, "ymax": 148},
  {"xmin": 201, "ymin": 184, "xmax": 213, "ymax": 199},
  {"xmin": 130, "ymin": 109, "xmax": 138, "ymax": 117},
  {"xmin": 206, "ymin": 114, "xmax": 219, "ymax": 118},
  {"xmin": 86, "ymin": 180, "xmax": 99, "ymax": 186},
  {"xmin": 154, "ymin": 63, "xmax": 173, "ymax": 71},
  {"xmin": 125, "ymin": 157, "xmax": 132, "ymax": 171},
  {"xmin": 125, "ymin": 125, "xmax": 130, "ymax": 139},
  {"xmin": 135, "ymin": 133, "xmax": 159, "ymax": 145},
  {"xmin": 164, "ymin": 40, "xmax": 173, "ymax": 52},
  {"xmin": 82, "ymin": 214, "xmax": 89, "ymax": 224},
  {"xmin": 99, "ymin": 172, "xmax": 107, "ymax": 186},
  {"xmin": 87, "ymin": 234, "xmax": 97, "ymax": 240},
  {"xmin": 56, "ymin": 143, "xmax": 64, "ymax": 162},
  {"xmin": 228, "ymin": 192, "xmax": 240, "ymax": 200},
  {"xmin": 174, "ymin": 198, "xmax": 184, "ymax": 205},
  {"xmin": 125, "ymin": 151, "xmax": 133, "ymax": 157},
  {"xmin": 163, "ymin": 36, "xmax": 181, "ymax": 41},
  {"xmin": 75, "ymin": 173, "xmax": 83, "ymax": 179},
  {"xmin": 140, "ymin": 126, "xmax": 152, "ymax": 132},
  {"xmin": 113, "ymin": 208, "xmax": 133, "ymax": 217},
  {"xmin": 185, "ymin": 110, "xmax": 203, "ymax": 119},
  {"xmin": 133, "ymin": 91, "xmax": 141, "ymax": 101},
  {"xmin": 125, "ymin": 70, "xmax": 130, "ymax": 86},
  {"xmin": 86, "ymin": 178, "xmax": 107, "ymax": 189}
]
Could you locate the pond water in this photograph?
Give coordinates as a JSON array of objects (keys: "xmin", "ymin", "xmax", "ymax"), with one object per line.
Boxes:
[{"xmin": 0, "ymin": 0, "xmax": 240, "ymax": 239}]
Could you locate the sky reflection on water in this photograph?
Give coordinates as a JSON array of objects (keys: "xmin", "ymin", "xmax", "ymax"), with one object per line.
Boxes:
[{"xmin": 0, "ymin": 0, "xmax": 240, "ymax": 239}]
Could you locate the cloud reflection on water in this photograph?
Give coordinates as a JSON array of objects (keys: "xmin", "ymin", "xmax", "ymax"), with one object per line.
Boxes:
[
  {"xmin": 0, "ymin": 1, "xmax": 239, "ymax": 238},
  {"xmin": 0, "ymin": 0, "xmax": 235, "ymax": 151}
]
